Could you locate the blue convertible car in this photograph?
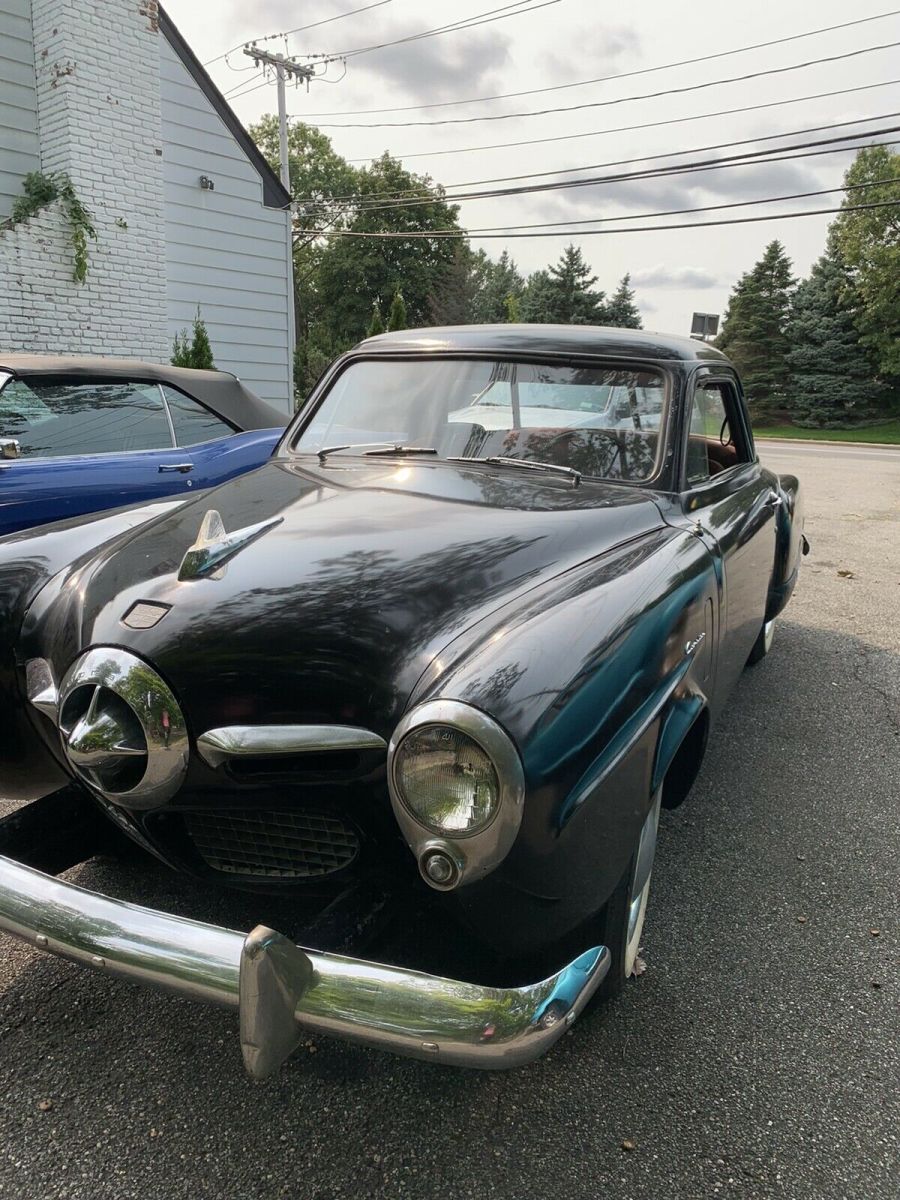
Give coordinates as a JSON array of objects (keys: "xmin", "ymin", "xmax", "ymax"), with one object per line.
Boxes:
[{"xmin": 0, "ymin": 355, "xmax": 287, "ymax": 536}]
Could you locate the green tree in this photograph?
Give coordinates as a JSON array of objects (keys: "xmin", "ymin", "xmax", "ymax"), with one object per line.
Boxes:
[
  {"xmin": 316, "ymin": 153, "xmax": 462, "ymax": 342},
  {"xmin": 171, "ymin": 307, "xmax": 215, "ymax": 369},
  {"xmin": 367, "ymin": 300, "xmax": 385, "ymax": 337},
  {"xmin": 605, "ymin": 273, "xmax": 642, "ymax": 328},
  {"xmin": 504, "ymin": 291, "xmax": 520, "ymax": 322},
  {"xmin": 387, "ymin": 289, "xmax": 407, "ymax": 331},
  {"xmin": 470, "ymin": 250, "xmax": 524, "ymax": 322},
  {"xmin": 716, "ymin": 240, "xmax": 795, "ymax": 418},
  {"xmin": 786, "ymin": 236, "xmax": 892, "ymax": 427},
  {"xmin": 518, "ymin": 268, "xmax": 561, "ymax": 324},
  {"xmin": 251, "ymin": 118, "xmax": 359, "ymax": 396},
  {"xmin": 520, "ymin": 245, "xmax": 606, "ymax": 324},
  {"xmin": 428, "ymin": 243, "xmax": 481, "ymax": 324},
  {"xmin": 832, "ymin": 145, "xmax": 900, "ymax": 380}
]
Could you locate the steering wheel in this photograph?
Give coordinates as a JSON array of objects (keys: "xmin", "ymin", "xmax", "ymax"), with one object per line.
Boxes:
[{"xmin": 718, "ymin": 417, "xmax": 733, "ymax": 447}]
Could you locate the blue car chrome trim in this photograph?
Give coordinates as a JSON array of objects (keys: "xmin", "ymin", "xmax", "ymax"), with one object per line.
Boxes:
[{"xmin": 0, "ymin": 853, "xmax": 609, "ymax": 1077}]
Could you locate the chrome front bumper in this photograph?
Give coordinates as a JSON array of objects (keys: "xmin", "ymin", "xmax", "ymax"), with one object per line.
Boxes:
[{"xmin": 0, "ymin": 853, "xmax": 608, "ymax": 1077}]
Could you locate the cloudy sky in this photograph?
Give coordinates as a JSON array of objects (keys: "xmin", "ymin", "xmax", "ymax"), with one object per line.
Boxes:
[{"xmin": 164, "ymin": 0, "xmax": 900, "ymax": 334}]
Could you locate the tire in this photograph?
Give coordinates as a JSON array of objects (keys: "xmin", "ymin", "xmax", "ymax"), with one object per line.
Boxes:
[
  {"xmin": 594, "ymin": 790, "xmax": 661, "ymax": 1000},
  {"xmin": 746, "ymin": 617, "xmax": 775, "ymax": 666}
]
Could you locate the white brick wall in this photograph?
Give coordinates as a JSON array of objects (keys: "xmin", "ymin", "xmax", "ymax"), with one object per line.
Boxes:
[{"xmin": 0, "ymin": 0, "xmax": 169, "ymax": 359}]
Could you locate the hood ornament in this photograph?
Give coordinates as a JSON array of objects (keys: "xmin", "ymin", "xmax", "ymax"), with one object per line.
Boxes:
[{"xmin": 178, "ymin": 509, "xmax": 283, "ymax": 582}]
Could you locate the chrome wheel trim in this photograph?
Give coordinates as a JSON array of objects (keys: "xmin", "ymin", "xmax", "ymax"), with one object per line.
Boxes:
[
  {"xmin": 763, "ymin": 619, "xmax": 775, "ymax": 654},
  {"xmin": 624, "ymin": 792, "xmax": 661, "ymax": 977}
]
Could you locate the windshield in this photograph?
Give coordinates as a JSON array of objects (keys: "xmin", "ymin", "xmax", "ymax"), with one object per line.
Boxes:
[{"xmin": 294, "ymin": 358, "xmax": 667, "ymax": 482}]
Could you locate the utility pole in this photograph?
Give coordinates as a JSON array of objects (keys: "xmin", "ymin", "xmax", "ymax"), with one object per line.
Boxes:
[{"xmin": 242, "ymin": 45, "xmax": 315, "ymax": 408}]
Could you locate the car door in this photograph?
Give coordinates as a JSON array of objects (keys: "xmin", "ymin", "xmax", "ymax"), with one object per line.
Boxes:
[
  {"xmin": 0, "ymin": 375, "xmax": 197, "ymax": 537},
  {"xmin": 681, "ymin": 370, "xmax": 778, "ymax": 709},
  {"xmin": 160, "ymin": 384, "xmax": 280, "ymax": 488}
]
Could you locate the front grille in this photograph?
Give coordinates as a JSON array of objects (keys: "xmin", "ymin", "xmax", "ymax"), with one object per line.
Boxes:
[{"xmin": 184, "ymin": 809, "xmax": 360, "ymax": 879}]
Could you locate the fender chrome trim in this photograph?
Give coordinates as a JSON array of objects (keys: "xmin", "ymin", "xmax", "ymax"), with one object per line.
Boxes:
[
  {"xmin": 0, "ymin": 853, "xmax": 608, "ymax": 1077},
  {"xmin": 196, "ymin": 724, "xmax": 387, "ymax": 768}
]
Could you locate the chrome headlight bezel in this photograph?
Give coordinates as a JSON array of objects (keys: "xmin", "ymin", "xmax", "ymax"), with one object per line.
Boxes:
[
  {"xmin": 55, "ymin": 646, "xmax": 189, "ymax": 808},
  {"xmin": 388, "ymin": 700, "xmax": 525, "ymax": 890}
]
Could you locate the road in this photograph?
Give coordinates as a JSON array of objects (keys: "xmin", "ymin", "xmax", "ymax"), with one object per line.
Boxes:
[{"xmin": 1, "ymin": 441, "xmax": 897, "ymax": 1200}]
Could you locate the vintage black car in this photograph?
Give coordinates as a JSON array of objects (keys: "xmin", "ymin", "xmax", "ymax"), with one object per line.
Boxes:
[{"xmin": 0, "ymin": 326, "xmax": 806, "ymax": 1076}]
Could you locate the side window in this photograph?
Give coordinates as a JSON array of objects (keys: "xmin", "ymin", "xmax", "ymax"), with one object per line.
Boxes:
[
  {"xmin": 162, "ymin": 386, "xmax": 235, "ymax": 446},
  {"xmin": 686, "ymin": 381, "xmax": 748, "ymax": 485},
  {"xmin": 0, "ymin": 378, "xmax": 173, "ymax": 458}
]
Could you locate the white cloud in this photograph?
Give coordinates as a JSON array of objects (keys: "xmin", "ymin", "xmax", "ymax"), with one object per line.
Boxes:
[{"xmin": 631, "ymin": 264, "xmax": 721, "ymax": 288}]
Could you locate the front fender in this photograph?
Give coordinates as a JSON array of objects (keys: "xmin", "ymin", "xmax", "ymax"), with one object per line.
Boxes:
[
  {"xmin": 412, "ymin": 526, "xmax": 717, "ymax": 957},
  {"xmin": 0, "ymin": 499, "xmax": 183, "ymax": 800}
]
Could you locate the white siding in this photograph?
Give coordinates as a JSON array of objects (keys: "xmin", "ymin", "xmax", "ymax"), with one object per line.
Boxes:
[
  {"xmin": 0, "ymin": 0, "xmax": 168, "ymax": 361},
  {"xmin": 0, "ymin": 0, "xmax": 40, "ymax": 221},
  {"xmin": 159, "ymin": 36, "xmax": 293, "ymax": 412}
]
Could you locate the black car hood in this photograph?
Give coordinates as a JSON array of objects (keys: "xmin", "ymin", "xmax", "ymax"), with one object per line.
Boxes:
[{"xmin": 25, "ymin": 457, "xmax": 664, "ymax": 739}]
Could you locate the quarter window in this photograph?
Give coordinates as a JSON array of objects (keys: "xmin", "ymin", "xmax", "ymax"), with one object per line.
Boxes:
[
  {"xmin": 162, "ymin": 386, "xmax": 234, "ymax": 446},
  {"xmin": 686, "ymin": 382, "xmax": 748, "ymax": 484},
  {"xmin": 0, "ymin": 378, "xmax": 173, "ymax": 458}
]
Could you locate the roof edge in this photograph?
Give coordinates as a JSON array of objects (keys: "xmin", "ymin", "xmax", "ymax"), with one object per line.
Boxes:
[{"xmin": 158, "ymin": 6, "xmax": 292, "ymax": 211}]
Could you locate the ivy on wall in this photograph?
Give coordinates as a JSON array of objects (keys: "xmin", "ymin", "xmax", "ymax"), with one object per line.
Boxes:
[{"xmin": 6, "ymin": 171, "xmax": 97, "ymax": 283}]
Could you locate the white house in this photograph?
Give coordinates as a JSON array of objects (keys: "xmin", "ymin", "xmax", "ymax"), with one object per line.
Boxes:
[{"xmin": 0, "ymin": 0, "xmax": 294, "ymax": 412}]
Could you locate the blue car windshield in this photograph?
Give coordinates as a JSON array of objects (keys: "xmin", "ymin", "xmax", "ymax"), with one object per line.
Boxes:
[{"xmin": 294, "ymin": 358, "xmax": 667, "ymax": 482}]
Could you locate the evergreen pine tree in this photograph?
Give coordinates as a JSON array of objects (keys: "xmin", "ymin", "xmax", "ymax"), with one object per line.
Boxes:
[
  {"xmin": 504, "ymin": 292, "xmax": 520, "ymax": 322},
  {"xmin": 520, "ymin": 245, "xmax": 605, "ymax": 324},
  {"xmin": 546, "ymin": 245, "xmax": 606, "ymax": 324},
  {"xmin": 171, "ymin": 307, "xmax": 215, "ymax": 368},
  {"xmin": 786, "ymin": 236, "xmax": 890, "ymax": 427},
  {"xmin": 605, "ymin": 274, "xmax": 642, "ymax": 328},
  {"xmin": 189, "ymin": 308, "xmax": 214, "ymax": 369},
  {"xmin": 387, "ymin": 289, "xmax": 407, "ymax": 332},
  {"xmin": 367, "ymin": 300, "xmax": 385, "ymax": 337},
  {"xmin": 470, "ymin": 250, "xmax": 525, "ymax": 322},
  {"xmin": 716, "ymin": 240, "xmax": 795, "ymax": 419},
  {"xmin": 428, "ymin": 244, "xmax": 478, "ymax": 324}
]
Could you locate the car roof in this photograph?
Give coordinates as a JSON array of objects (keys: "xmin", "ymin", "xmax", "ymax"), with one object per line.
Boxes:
[
  {"xmin": 0, "ymin": 354, "xmax": 287, "ymax": 430},
  {"xmin": 355, "ymin": 324, "xmax": 730, "ymax": 364}
]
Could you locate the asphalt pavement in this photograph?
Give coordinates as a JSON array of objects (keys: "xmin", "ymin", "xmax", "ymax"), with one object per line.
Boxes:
[{"xmin": 1, "ymin": 441, "xmax": 897, "ymax": 1200}]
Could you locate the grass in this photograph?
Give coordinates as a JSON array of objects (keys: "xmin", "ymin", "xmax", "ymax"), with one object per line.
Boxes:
[{"xmin": 752, "ymin": 419, "xmax": 900, "ymax": 445}]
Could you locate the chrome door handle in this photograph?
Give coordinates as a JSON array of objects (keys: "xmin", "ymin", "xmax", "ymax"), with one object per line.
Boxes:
[
  {"xmin": 765, "ymin": 491, "xmax": 782, "ymax": 508},
  {"xmin": 158, "ymin": 463, "xmax": 193, "ymax": 474}
]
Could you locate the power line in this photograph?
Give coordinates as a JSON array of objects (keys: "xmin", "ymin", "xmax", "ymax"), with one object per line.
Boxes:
[
  {"xmin": 295, "ymin": 127, "xmax": 900, "ymax": 213},
  {"xmin": 292, "ymin": 198, "xmax": 900, "ymax": 239},
  {"xmin": 432, "ymin": 179, "xmax": 900, "ymax": 234},
  {"xmin": 325, "ymin": 0, "xmax": 560, "ymax": 61},
  {"xmin": 301, "ymin": 9, "xmax": 900, "ymax": 116},
  {"xmin": 221, "ymin": 1, "xmax": 561, "ymax": 101},
  {"xmin": 202, "ymin": 0, "xmax": 395, "ymax": 67},
  {"xmin": 338, "ymin": 79, "xmax": 900, "ymax": 162},
  {"xmin": 294, "ymin": 112, "xmax": 900, "ymax": 204},
  {"xmin": 311, "ymin": 39, "xmax": 900, "ymax": 127}
]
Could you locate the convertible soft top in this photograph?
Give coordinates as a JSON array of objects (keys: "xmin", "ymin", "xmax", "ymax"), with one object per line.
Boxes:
[{"xmin": 0, "ymin": 354, "xmax": 286, "ymax": 431}]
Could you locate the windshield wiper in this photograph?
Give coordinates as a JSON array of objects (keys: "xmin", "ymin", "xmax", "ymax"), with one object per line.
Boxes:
[
  {"xmin": 316, "ymin": 443, "xmax": 437, "ymax": 462},
  {"xmin": 364, "ymin": 445, "xmax": 438, "ymax": 457},
  {"xmin": 449, "ymin": 456, "xmax": 581, "ymax": 486}
]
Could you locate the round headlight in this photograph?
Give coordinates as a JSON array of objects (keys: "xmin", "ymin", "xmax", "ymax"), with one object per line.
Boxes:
[{"xmin": 392, "ymin": 724, "xmax": 500, "ymax": 837}]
